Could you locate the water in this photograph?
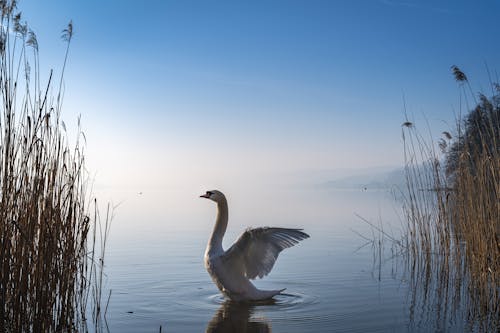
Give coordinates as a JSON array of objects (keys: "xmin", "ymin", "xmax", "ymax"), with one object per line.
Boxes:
[{"xmin": 97, "ymin": 186, "xmax": 450, "ymax": 332}]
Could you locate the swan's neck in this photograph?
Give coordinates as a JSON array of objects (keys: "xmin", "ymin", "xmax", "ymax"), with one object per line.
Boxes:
[{"xmin": 207, "ymin": 199, "xmax": 228, "ymax": 255}]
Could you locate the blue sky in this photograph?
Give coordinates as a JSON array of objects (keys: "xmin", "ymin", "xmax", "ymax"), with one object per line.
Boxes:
[{"xmin": 18, "ymin": 0, "xmax": 500, "ymax": 191}]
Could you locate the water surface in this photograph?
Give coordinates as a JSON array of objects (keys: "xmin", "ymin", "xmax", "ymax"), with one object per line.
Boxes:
[{"xmin": 99, "ymin": 186, "xmax": 461, "ymax": 332}]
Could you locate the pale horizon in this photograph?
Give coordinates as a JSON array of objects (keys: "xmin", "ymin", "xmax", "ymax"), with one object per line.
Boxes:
[{"xmin": 18, "ymin": 0, "xmax": 500, "ymax": 195}]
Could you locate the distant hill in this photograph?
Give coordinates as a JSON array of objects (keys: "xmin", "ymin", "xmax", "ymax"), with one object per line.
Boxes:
[{"xmin": 321, "ymin": 167, "xmax": 405, "ymax": 190}]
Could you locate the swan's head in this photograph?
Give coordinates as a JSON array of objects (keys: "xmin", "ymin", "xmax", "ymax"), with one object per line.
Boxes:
[{"xmin": 200, "ymin": 190, "xmax": 226, "ymax": 203}]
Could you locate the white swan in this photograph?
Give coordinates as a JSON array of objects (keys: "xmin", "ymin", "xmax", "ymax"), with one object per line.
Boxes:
[{"xmin": 200, "ymin": 190, "xmax": 309, "ymax": 301}]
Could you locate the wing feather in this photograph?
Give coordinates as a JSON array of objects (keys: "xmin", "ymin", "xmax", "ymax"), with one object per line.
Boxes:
[{"xmin": 222, "ymin": 227, "xmax": 309, "ymax": 279}]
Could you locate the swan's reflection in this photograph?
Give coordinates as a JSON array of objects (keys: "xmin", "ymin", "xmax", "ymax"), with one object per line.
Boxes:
[{"xmin": 206, "ymin": 299, "xmax": 273, "ymax": 333}]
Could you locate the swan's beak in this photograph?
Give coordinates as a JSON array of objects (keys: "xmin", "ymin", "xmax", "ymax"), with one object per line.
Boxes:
[{"xmin": 200, "ymin": 193, "xmax": 210, "ymax": 198}]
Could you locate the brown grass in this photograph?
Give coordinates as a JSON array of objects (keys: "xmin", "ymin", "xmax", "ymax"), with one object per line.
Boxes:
[
  {"xmin": 0, "ymin": 2, "xmax": 109, "ymax": 332},
  {"xmin": 399, "ymin": 73, "xmax": 499, "ymax": 331}
]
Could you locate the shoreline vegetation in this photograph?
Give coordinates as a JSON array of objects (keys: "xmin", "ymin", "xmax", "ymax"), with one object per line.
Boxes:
[
  {"xmin": 364, "ymin": 66, "xmax": 499, "ymax": 331},
  {"xmin": 0, "ymin": 1, "xmax": 109, "ymax": 332},
  {"xmin": 402, "ymin": 66, "xmax": 498, "ymax": 331}
]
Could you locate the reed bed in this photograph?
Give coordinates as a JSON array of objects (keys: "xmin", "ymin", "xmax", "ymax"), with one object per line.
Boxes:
[
  {"xmin": 0, "ymin": 1, "xmax": 109, "ymax": 332},
  {"xmin": 398, "ymin": 67, "xmax": 499, "ymax": 331}
]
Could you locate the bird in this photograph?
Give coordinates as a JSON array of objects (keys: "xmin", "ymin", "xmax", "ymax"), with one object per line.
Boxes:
[{"xmin": 200, "ymin": 190, "xmax": 309, "ymax": 302}]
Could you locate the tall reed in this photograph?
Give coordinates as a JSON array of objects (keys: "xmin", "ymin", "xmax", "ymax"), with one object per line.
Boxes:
[
  {"xmin": 399, "ymin": 67, "xmax": 499, "ymax": 331},
  {"xmin": 0, "ymin": 1, "xmax": 108, "ymax": 331}
]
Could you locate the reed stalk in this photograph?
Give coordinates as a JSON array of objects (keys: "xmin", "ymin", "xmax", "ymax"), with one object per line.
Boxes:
[
  {"xmin": 399, "ymin": 68, "xmax": 499, "ymax": 331},
  {"xmin": 0, "ymin": 1, "xmax": 109, "ymax": 331}
]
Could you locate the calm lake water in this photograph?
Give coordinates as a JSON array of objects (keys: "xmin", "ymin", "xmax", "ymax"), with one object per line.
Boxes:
[{"xmin": 98, "ymin": 185, "xmax": 467, "ymax": 332}]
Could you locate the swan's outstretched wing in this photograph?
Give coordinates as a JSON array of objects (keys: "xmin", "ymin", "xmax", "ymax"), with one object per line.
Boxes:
[{"xmin": 222, "ymin": 227, "xmax": 309, "ymax": 279}]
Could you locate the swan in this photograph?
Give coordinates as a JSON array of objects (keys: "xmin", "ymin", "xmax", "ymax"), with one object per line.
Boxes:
[{"xmin": 200, "ymin": 190, "xmax": 309, "ymax": 301}]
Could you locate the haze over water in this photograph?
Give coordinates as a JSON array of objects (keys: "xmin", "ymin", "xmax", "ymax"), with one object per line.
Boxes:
[{"xmin": 97, "ymin": 183, "xmax": 464, "ymax": 332}]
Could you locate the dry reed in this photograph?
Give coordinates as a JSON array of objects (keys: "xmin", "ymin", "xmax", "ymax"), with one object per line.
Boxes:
[
  {"xmin": 0, "ymin": 1, "xmax": 109, "ymax": 332},
  {"xmin": 398, "ymin": 67, "xmax": 499, "ymax": 331}
]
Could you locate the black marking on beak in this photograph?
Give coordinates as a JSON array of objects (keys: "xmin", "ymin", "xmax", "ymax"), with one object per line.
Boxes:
[{"xmin": 200, "ymin": 191, "xmax": 212, "ymax": 198}]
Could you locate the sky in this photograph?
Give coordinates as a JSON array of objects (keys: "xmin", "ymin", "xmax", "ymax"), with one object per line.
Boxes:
[{"xmin": 16, "ymin": 0, "xmax": 500, "ymax": 193}]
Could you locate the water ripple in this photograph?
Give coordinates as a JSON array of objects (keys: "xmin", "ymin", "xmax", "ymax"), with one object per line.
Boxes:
[{"xmin": 205, "ymin": 291, "xmax": 318, "ymax": 309}]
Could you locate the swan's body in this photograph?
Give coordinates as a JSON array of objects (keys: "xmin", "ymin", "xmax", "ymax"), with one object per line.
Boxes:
[{"xmin": 201, "ymin": 190, "xmax": 309, "ymax": 301}]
